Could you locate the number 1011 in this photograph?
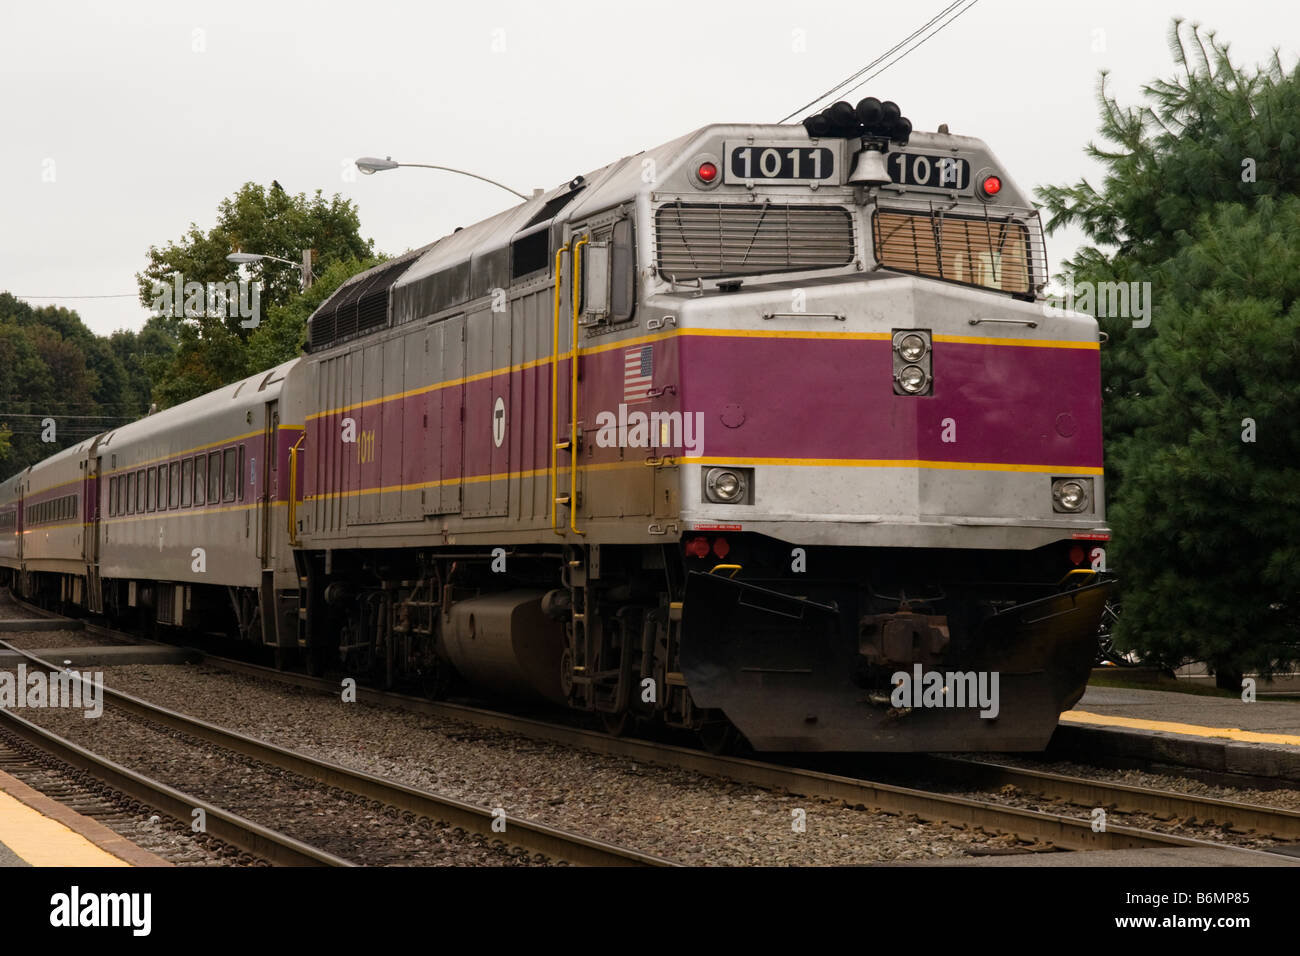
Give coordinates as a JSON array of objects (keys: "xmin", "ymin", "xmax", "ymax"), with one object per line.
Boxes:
[{"xmin": 728, "ymin": 146, "xmax": 835, "ymax": 181}]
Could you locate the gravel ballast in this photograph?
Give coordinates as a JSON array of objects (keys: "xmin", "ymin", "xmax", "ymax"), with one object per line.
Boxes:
[{"xmin": 65, "ymin": 662, "xmax": 1037, "ymax": 865}]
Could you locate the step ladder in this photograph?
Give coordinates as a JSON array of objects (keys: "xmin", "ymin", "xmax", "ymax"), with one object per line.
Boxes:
[{"xmin": 550, "ymin": 236, "xmax": 588, "ymax": 538}]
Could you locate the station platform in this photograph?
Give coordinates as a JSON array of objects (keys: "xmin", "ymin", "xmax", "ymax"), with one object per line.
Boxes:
[
  {"xmin": 1054, "ymin": 685, "xmax": 1300, "ymax": 783},
  {"xmin": 0, "ymin": 769, "xmax": 168, "ymax": 867}
]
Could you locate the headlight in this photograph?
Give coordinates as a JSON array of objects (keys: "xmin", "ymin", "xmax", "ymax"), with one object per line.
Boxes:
[
  {"xmin": 705, "ymin": 468, "xmax": 747, "ymax": 503},
  {"xmin": 1052, "ymin": 478, "xmax": 1090, "ymax": 513},
  {"xmin": 896, "ymin": 333, "xmax": 927, "ymax": 362},
  {"xmin": 896, "ymin": 365, "xmax": 928, "ymax": 394}
]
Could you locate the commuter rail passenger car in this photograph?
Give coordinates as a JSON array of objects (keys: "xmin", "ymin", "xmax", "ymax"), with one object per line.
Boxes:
[{"xmin": 1, "ymin": 100, "xmax": 1111, "ymax": 752}]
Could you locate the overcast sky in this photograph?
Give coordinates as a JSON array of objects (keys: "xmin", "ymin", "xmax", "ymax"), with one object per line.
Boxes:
[{"xmin": 1, "ymin": 0, "xmax": 1293, "ymax": 337}]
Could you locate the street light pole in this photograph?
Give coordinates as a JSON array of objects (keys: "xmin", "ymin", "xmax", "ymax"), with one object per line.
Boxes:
[
  {"xmin": 354, "ymin": 156, "xmax": 529, "ymax": 200},
  {"xmin": 226, "ymin": 251, "xmax": 314, "ymax": 290}
]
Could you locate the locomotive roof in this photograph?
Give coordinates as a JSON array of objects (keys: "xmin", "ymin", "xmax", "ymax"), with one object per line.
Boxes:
[{"xmin": 314, "ymin": 122, "xmax": 1014, "ymax": 317}]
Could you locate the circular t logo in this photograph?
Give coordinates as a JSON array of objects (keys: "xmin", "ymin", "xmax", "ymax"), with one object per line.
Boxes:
[{"xmin": 492, "ymin": 397, "xmax": 506, "ymax": 448}]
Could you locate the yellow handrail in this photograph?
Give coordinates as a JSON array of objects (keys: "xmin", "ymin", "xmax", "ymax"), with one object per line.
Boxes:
[
  {"xmin": 1056, "ymin": 567, "xmax": 1099, "ymax": 588},
  {"xmin": 550, "ymin": 242, "xmax": 570, "ymax": 535},
  {"xmin": 569, "ymin": 235, "xmax": 589, "ymax": 536},
  {"xmin": 710, "ymin": 564, "xmax": 742, "ymax": 578},
  {"xmin": 287, "ymin": 433, "xmax": 305, "ymax": 547}
]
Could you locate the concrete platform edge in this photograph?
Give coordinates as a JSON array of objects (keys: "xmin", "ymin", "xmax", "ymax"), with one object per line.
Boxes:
[
  {"xmin": 0, "ymin": 768, "xmax": 171, "ymax": 867},
  {"xmin": 1051, "ymin": 724, "xmax": 1300, "ymax": 783}
]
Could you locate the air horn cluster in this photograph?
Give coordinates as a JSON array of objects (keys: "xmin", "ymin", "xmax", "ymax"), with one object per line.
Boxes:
[{"xmin": 802, "ymin": 97, "xmax": 912, "ymax": 144}]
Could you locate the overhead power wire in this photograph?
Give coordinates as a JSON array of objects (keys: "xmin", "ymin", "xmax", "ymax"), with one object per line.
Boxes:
[
  {"xmin": 3, "ymin": 293, "xmax": 140, "ymax": 299},
  {"xmin": 778, "ymin": 0, "xmax": 980, "ymax": 123},
  {"xmin": 778, "ymin": 1, "xmax": 963, "ymax": 122},
  {"xmin": 835, "ymin": 0, "xmax": 981, "ymax": 105}
]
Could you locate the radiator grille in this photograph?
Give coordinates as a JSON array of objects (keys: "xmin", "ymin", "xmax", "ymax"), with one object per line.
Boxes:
[
  {"xmin": 308, "ymin": 255, "xmax": 415, "ymax": 351},
  {"xmin": 873, "ymin": 202, "xmax": 1046, "ymax": 296},
  {"xmin": 655, "ymin": 202, "xmax": 855, "ymax": 280}
]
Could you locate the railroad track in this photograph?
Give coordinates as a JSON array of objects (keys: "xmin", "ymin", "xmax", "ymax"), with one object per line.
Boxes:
[
  {"xmin": 0, "ymin": 727, "xmax": 253, "ymax": 866},
  {"xmin": 195, "ymin": 653, "xmax": 1297, "ymax": 858},
  {"xmin": 0, "ymin": 611, "xmax": 672, "ymax": 867},
  {"xmin": 912, "ymin": 755, "xmax": 1300, "ymax": 849},
  {"xmin": 0, "ymin": 709, "xmax": 349, "ymax": 866},
  {"xmin": 4, "ymin": 593, "xmax": 1295, "ymax": 862}
]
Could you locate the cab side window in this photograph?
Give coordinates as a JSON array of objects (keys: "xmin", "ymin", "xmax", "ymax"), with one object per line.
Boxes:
[{"xmin": 610, "ymin": 217, "xmax": 636, "ymax": 322}]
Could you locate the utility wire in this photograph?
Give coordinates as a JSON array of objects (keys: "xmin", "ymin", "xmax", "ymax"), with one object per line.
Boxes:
[
  {"xmin": 778, "ymin": 0, "xmax": 979, "ymax": 123},
  {"xmin": 836, "ymin": 0, "xmax": 981, "ymax": 105},
  {"xmin": 3, "ymin": 293, "xmax": 139, "ymax": 299},
  {"xmin": 0, "ymin": 413, "xmax": 142, "ymax": 420},
  {"xmin": 778, "ymin": 1, "xmax": 962, "ymax": 122}
]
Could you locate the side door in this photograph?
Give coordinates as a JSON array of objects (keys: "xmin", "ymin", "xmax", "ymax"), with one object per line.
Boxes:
[
  {"xmin": 461, "ymin": 305, "xmax": 511, "ymax": 518},
  {"xmin": 84, "ymin": 454, "xmax": 103, "ymax": 612},
  {"xmin": 569, "ymin": 213, "xmax": 653, "ymax": 520},
  {"xmin": 423, "ymin": 314, "xmax": 465, "ymax": 516},
  {"xmin": 260, "ymin": 400, "xmax": 278, "ymax": 568}
]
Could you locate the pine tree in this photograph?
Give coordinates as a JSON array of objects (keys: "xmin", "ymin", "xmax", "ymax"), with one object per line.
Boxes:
[{"xmin": 1038, "ymin": 21, "xmax": 1300, "ymax": 678}]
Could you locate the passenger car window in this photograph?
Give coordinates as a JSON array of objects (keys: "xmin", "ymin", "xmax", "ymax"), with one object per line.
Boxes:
[
  {"xmin": 195, "ymin": 456, "xmax": 207, "ymax": 506},
  {"xmin": 223, "ymin": 448, "xmax": 237, "ymax": 501},
  {"xmin": 208, "ymin": 451, "xmax": 221, "ymax": 503}
]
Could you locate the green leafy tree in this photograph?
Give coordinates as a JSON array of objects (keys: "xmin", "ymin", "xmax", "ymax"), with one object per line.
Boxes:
[
  {"xmin": 137, "ymin": 182, "xmax": 374, "ymax": 406},
  {"xmin": 245, "ymin": 256, "xmax": 386, "ymax": 373},
  {"xmin": 0, "ymin": 294, "xmax": 143, "ymax": 471},
  {"xmin": 1037, "ymin": 21, "xmax": 1300, "ymax": 681}
]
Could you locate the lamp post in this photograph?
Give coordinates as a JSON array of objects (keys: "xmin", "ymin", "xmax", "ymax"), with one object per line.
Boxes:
[
  {"xmin": 354, "ymin": 156, "xmax": 530, "ymax": 200},
  {"xmin": 226, "ymin": 251, "xmax": 314, "ymax": 290}
]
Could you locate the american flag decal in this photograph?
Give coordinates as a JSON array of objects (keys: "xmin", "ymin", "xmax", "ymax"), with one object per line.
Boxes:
[{"xmin": 623, "ymin": 345, "xmax": 653, "ymax": 404}]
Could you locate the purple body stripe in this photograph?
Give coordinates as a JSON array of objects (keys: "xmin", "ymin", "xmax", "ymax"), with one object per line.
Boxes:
[{"xmin": 306, "ymin": 337, "xmax": 1102, "ymax": 498}]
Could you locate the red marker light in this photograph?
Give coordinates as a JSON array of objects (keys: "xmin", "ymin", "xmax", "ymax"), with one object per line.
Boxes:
[
  {"xmin": 684, "ymin": 536, "xmax": 711, "ymax": 558},
  {"xmin": 697, "ymin": 161, "xmax": 718, "ymax": 183},
  {"xmin": 981, "ymin": 175, "xmax": 1002, "ymax": 197},
  {"xmin": 712, "ymin": 537, "xmax": 730, "ymax": 560}
]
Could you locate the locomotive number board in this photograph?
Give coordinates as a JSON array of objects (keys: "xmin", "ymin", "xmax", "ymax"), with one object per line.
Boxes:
[
  {"xmin": 886, "ymin": 152, "xmax": 971, "ymax": 191},
  {"xmin": 723, "ymin": 142, "xmax": 839, "ymax": 185}
]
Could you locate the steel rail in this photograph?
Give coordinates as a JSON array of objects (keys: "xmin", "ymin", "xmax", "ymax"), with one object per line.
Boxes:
[
  {"xmin": 0, "ymin": 635, "xmax": 673, "ymax": 867},
  {"xmin": 5, "ymin": 594, "xmax": 1289, "ymax": 860},
  {"xmin": 193, "ymin": 656, "xmax": 1281, "ymax": 857},
  {"xmin": 0, "ymin": 708, "xmax": 352, "ymax": 866},
  {"xmin": 918, "ymin": 755, "xmax": 1300, "ymax": 842}
]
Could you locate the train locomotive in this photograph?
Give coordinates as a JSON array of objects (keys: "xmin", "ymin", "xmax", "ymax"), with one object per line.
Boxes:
[{"xmin": 1, "ymin": 99, "xmax": 1111, "ymax": 752}]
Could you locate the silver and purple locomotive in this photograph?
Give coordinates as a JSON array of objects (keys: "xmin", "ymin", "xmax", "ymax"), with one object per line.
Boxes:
[{"xmin": 1, "ymin": 99, "xmax": 1111, "ymax": 752}]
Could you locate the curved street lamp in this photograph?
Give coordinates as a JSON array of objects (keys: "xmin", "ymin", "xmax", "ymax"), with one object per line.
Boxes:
[
  {"xmin": 226, "ymin": 251, "xmax": 314, "ymax": 290},
  {"xmin": 354, "ymin": 156, "xmax": 529, "ymax": 200}
]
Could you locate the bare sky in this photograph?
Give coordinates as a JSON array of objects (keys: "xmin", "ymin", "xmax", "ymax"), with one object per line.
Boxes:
[{"xmin": 0, "ymin": 0, "xmax": 1293, "ymax": 336}]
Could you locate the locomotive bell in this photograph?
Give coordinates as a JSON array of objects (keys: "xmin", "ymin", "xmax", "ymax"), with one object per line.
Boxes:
[{"xmin": 848, "ymin": 146, "xmax": 891, "ymax": 186}]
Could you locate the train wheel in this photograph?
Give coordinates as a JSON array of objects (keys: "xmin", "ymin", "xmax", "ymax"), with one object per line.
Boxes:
[
  {"xmin": 697, "ymin": 718, "xmax": 740, "ymax": 755},
  {"xmin": 305, "ymin": 644, "xmax": 325, "ymax": 678},
  {"xmin": 600, "ymin": 710, "xmax": 633, "ymax": 737},
  {"xmin": 420, "ymin": 658, "xmax": 453, "ymax": 700}
]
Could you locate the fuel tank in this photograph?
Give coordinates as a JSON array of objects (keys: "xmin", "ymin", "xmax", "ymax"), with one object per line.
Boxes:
[{"xmin": 441, "ymin": 590, "xmax": 567, "ymax": 705}]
